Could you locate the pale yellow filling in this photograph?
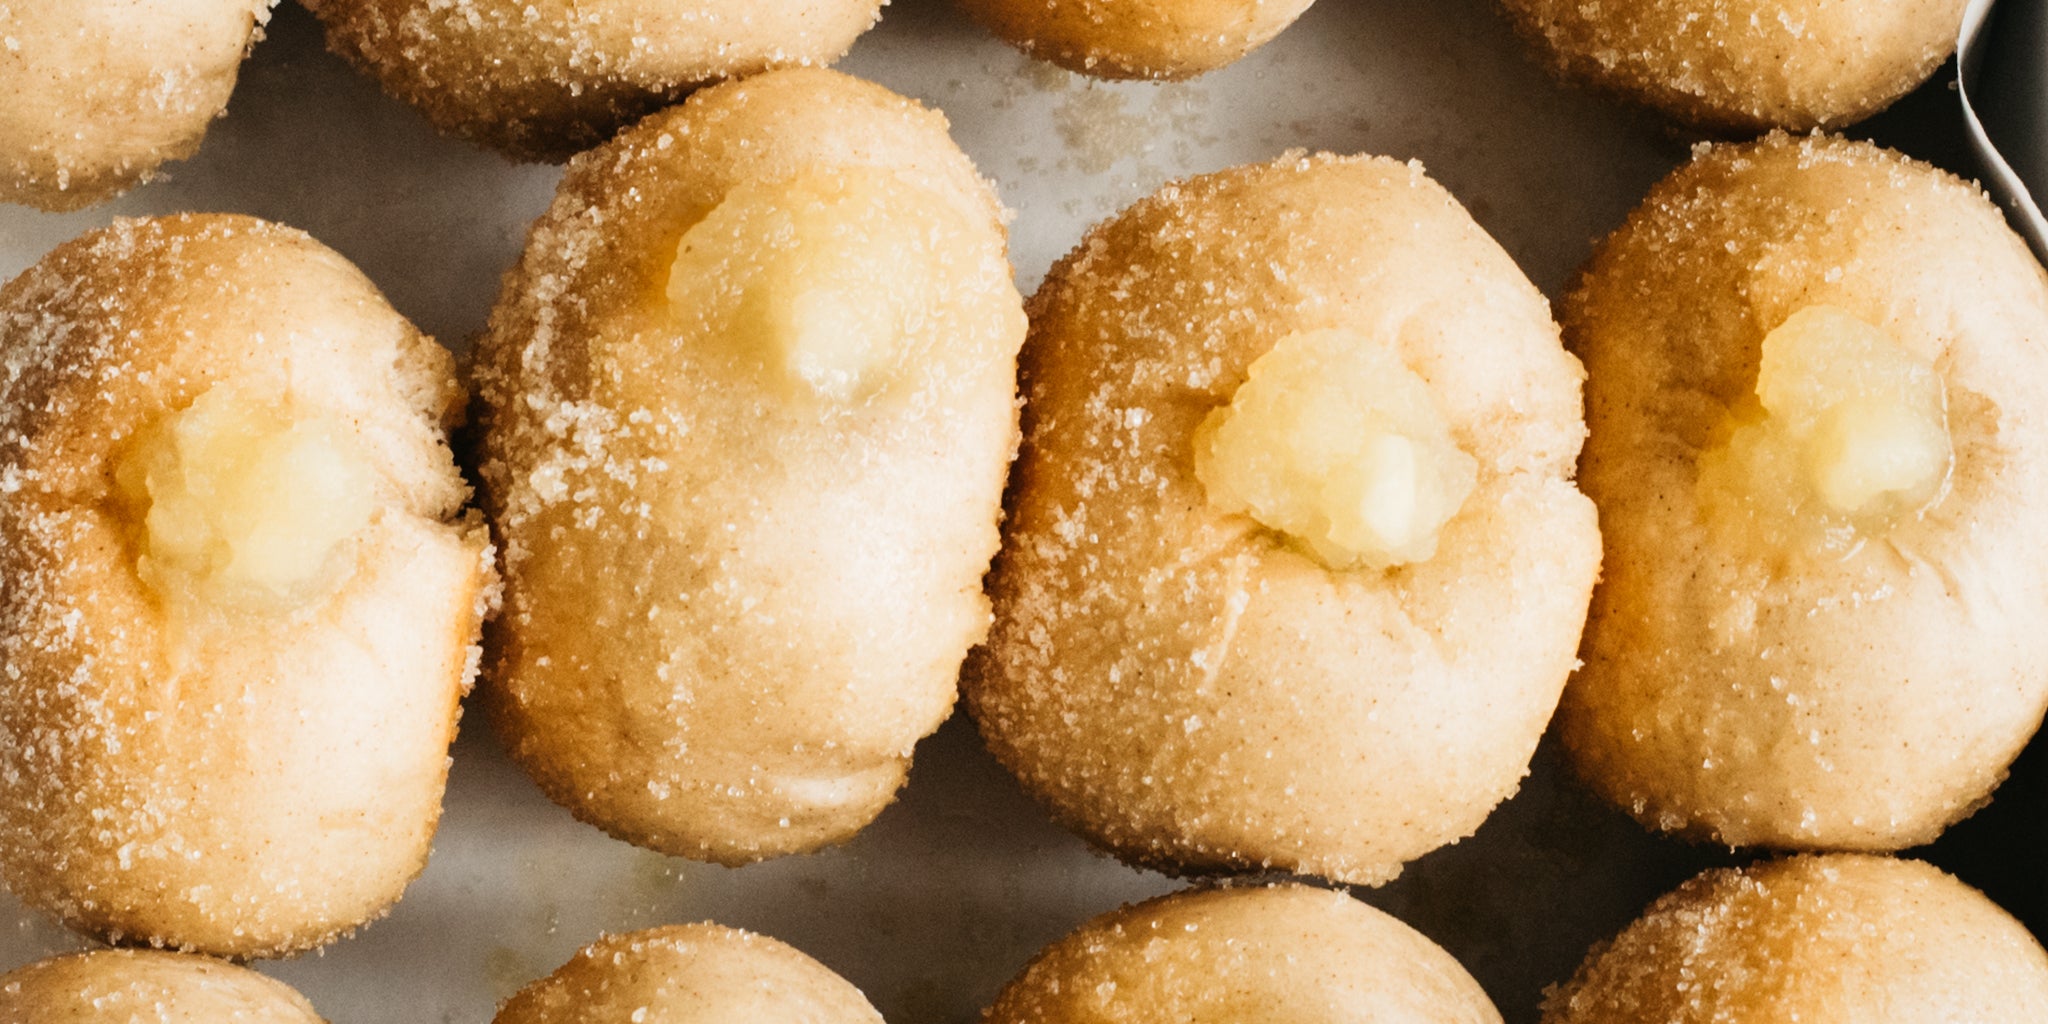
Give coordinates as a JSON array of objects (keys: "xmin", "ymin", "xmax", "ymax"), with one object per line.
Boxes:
[
  {"xmin": 115, "ymin": 385, "xmax": 378, "ymax": 608},
  {"xmin": 1698, "ymin": 305, "xmax": 1951, "ymax": 557},
  {"xmin": 667, "ymin": 166, "xmax": 964, "ymax": 403},
  {"xmin": 1194, "ymin": 328, "xmax": 1476, "ymax": 570}
]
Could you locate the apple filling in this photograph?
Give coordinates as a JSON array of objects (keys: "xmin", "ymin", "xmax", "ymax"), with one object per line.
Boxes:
[
  {"xmin": 1698, "ymin": 305, "xmax": 1951, "ymax": 557},
  {"xmin": 1194, "ymin": 328, "xmax": 1476, "ymax": 570},
  {"xmin": 667, "ymin": 166, "xmax": 961, "ymax": 403},
  {"xmin": 115, "ymin": 385, "xmax": 377, "ymax": 607}
]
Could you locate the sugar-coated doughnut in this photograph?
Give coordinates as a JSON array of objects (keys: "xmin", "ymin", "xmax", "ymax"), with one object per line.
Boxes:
[
  {"xmin": 985, "ymin": 884, "xmax": 1501, "ymax": 1024},
  {"xmin": 1543, "ymin": 855, "xmax": 2048, "ymax": 1023},
  {"xmin": 0, "ymin": 215, "xmax": 492, "ymax": 956},
  {"xmin": 1500, "ymin": 0, "xmax": 1967, "ymax": 133},
  {"xmin": 957, "ymin": 0, "xmax": 1317, "ymax": 80},
  {"xmin": 0, "ymin": 1, "xmax": 275, "ymax": 210},
  {"xmin": 0, "ymin": 950, "xmax": 323, "ymax": 1023},
  {"xmin": 302, "ymin": 0, "xmax": 885, "ymax": 160},
  {"xmin": 970, "ymin": 153, "xmax": 1600, "ymax": 885},
  {"xmin": 475, "ymin": 68, "xmax": 1026, "ymax": 863},
  {"xmin": 1564, "ymin": 134, "xmax": 2048, "ymax": 850},
  {"xmin": 494, "ymin": 924, "xmax": 881, "ymax": 1024}
]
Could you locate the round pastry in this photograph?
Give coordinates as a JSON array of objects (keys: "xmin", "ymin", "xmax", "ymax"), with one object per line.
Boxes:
[
  {"xmin": 0, "ymin": 950, "xmax": 323, "ymax": 1023},
  {"xmin": 956, "ymin": 0, "xmax": 1317, "ymax": 79},
  {"xmin": 970, "ymin": 153, "xmax": 1601, "ymax": 886},
  {"xmin": 0, "ymin": 215, "xmax": 492, "ymax": 956},
  {"xmin": 1499, "ymin": 0, "xmax": 1967, "ymax": 133},
  {"xmin": 495, "ymin": 924, "xmax": 882, "ymax": 1024},
  {"xmin": 475, "ymin": 68, "xmax": 1026, "ymax": 864},
  {"xmin": 302, "ymin": 0, "xmax": 885, "ymax": 160},
  {"xmin": 985, "ymin": 884, "xmax": 1501, "ymax": 1023},
  {"xmin": 1564, "ymin": 134, "xmax": 2048, "ymax": 850},
  {"xmin": 1544, "ymin": 854, "xmax": 2048, "ymax": 1023},
  {"xmin": 0, "ymin": 1, "xmax": 275, "ymax": 210}
]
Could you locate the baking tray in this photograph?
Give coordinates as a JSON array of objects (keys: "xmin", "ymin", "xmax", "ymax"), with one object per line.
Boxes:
[{"xmin": 0, "ymin": 1, "xmax": 2041, "ymax": 1021}]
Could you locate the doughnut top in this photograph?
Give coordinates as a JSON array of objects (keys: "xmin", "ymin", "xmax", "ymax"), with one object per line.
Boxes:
[{"xmin": 1543, "ymin": 856, "xmax": 2048, "ymax": 1023}]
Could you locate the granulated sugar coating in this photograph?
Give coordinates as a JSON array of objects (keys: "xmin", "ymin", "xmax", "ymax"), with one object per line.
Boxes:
[
  {"xmin": 957, "ymin": 0, "xmax": 1317, "ymax": 80},
  {"xmin": 1499, "ymin": 0, "xmax": 1966, "ymax": 133},
  {"xmin": 301, "ymin": 0, "xmax": 884, "ymax": 161},
  {"xmin": 0, "ymin": 1, "xmax": 277, "ymax": 210},
  {"xmin": 0, "ymin": 215, "xmax": 494, "ymax": 957},
  {"xmin": 0, "ymin": 949, "xmax": 324, "ymax": 1023},
  {"xmin": 474, "ymin": 68, "xmax": 1026, "ymax": 865},
  {"xmin": 1564, "ymin": 134, "xmax": 2048, "ymax": 853},
  {"xmin": 969, "ymin": 154, "xmax": 1601, "ymax": 886},
  {"xmin": 493, "ymin": 924, "xmax": 883, "ymax": 1024},
  {"xmin": 1542, "ymin": 855, "xmax": 2048, "ymax": 1023},
  {"xmin": 983, "ymin": 885, "xmax": 1502, "ymax": 1024}
]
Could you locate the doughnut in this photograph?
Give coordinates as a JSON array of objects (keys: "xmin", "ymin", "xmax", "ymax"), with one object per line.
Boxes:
[
  {"xmin": 969, "ymin": 153, "xmax": 1601, "ymax": 885},
  {"xmin": 0, "ymin": 215, "xmax": 493, "ymax": 956},
  {"xmin": 1499, "ymin": 0, "xmax": 1967, "ymax": 133},
  {"xmin": 0, "ymin": 1, "xmax": 275, "ymax": 210},
  {"xmin": 957, "ymin": 0, "xmax": 1317, "ymax": 80},
  {"xmin": 474, "ymin": 68, "xmax": 1026, "ymax": 863},
  {"xmin": 1544, "ymin": 855, "xmax": 2048, "ymax": 1022},
  {"xmin": 984, "ymin": 884, "xmax": 1501, "ymax": 1023},
  {"xmin": 1563, "ymin": 134, "xmax": 2048, "ymax": 850},
  {"xmin": 495, "ymin": 924, "xmax": 882, "ymax": 1024},
  {"xmin": 301, "ymin": 0, "xmax": 885, "ymax": 160},
  {"xmin": 0, "ymin": 950, "xmax": 322, "ymax": 1023}
]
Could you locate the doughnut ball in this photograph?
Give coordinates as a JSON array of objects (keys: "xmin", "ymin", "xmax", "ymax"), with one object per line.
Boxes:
[
  {"xmin": 969, "ymin": 153, "xmax": 1601, "ymax": 885},
  {"xmin": 957, "ymin": 0, "xmax": 1317, "ymax": 80},
  {"xmin": 0, "ymin": 215, "xmax": 493, "ymax": 956},
  {"xmin": 0, "ymin": 1, "xmax": 275, "ymax": 210},
  {"xmin": 0, "ymin": 950, "xmax": 322, "ymax": 1023},
  {"xmin": 1499, "ymin": 0, "xmax": 1967, "ymax": 133},
  {"xmin": 985, "ymin": 884, "xmax": 1501, "ymax": 1024},
  {"xmin": 494, "ymin": 924, "xmax": 882, "ymax": 1024},
  {"xmin": 1563, "ymin": 134, "xmax": 2048, "ymax": 851},
  {"xmin": 475, "ymin": 68, "xmax": 1026, "ymax": 864},
  {"xmin": 1543, "ymin": 855, "xmax": 2048, "ymax": 1023},
  {"xmin": 302, "ymin": 0, "xmax": 885, "ymax": 161}
]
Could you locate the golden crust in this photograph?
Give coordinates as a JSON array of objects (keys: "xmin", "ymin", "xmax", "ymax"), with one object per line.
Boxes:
[
  {"xmin": 302, "ymin": 0, "xmax": 884, "ymax": 161},
  {"xmin": 0, "ymin": 214, "xmax": 491, "ymax": 957},
  {"xmin": 957, "ymin": 0, "xmax": 1318, "ymax": 80},
  {"xmin": 494, "ymin": 924, "xmax": 882, "ymax": 1024},
  {"xmin": 0, "ymin": 1, "xmax": 275, "ymax": 210},
  {"xmin": 1564, "ymin": 134, "xmax": 2048, "ymax": 850},
  {"xmin": 1543, "ymin": 855, "xmax": 2048, "ymax": 1023},
  {"xmin": 970, "ymin": 153, "xmax": 1601, "ymax": 886},
  {"xmin": 1498, "ymin": 0, "xmax": 1966, "ymax": 133},
  {"xmin": 984, "ymin": 885, "xmax": 1501, "ymax": 1024},
  {"xmin": 474, "ymin": 68, "xmax": 1025, "ymax": 864}
]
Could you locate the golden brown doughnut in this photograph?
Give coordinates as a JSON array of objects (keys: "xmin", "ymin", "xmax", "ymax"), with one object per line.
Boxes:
[
  {"xmin": 1500, "ymin": 0, "xmax": 1967, "ymax": 133},
  {"xmin": 0, "ymin": 214, "xmax": 492, "ymax": 956},
  {"xmin": 957, "ymin": 0, "xmax": 1318, "ymax": 80},
  {"xmin": 475, "ymin": 68, "xmax": 1025, "ymax": 863},
  {"xmin": 1564, "ymin": 134, "xmax": 2048, "ymax": 850},
  {"xmin": 302, "ymin": 0, "xmax": 885, "ymax": 160},
  {"xmin": 985, "ymin": 884, "xmax": 1501, "ymax": 1024},
  {"xmin": 494, "ymin": 924, "xmax": 881, "ymax": 1024},
  {"xmin": 0, "ymin": 950, "xmax": 323, "ymax": 1023},
  {"xmin": 1544, "ymin": 855, "xmax": 2048, "ymax": 1023},
  {"xmin": 0, "ymin": 1, "xmax": 275, "ymax": 210},
  {"xmin": 971, "ymin": 152, "xmax": 1600, "ymax": 885}
]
